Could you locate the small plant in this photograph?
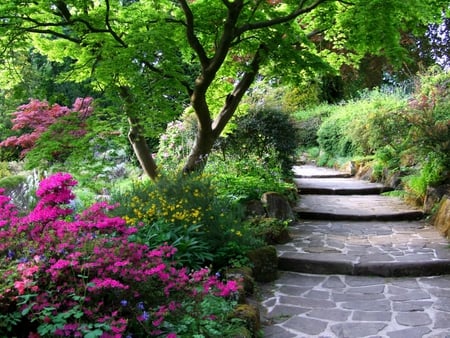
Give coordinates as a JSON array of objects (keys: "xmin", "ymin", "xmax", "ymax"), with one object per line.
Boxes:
[{"xmin": 207, "ymin": 154, "xmax": 297, "ymax": 204}]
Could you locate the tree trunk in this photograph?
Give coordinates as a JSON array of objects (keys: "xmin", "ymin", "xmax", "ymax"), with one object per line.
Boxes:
[
  {"xmin": 119, "ymin": 86, "xmax": 158, "ymax": 181},
  {"xmin": 182, "ymin": 44, "xmax": 266, "ymax": 173}
]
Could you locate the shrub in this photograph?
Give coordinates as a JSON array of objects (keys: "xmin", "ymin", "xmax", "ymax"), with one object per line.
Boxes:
[
  {"xmin": 0, "ymin": 173, "xmax": 242, "ymax": 337},
  {"xmin": 222, "ymin": 108, "xmax": 300, "ymax": 174},
  {"xmin": 112, "ymin": 173, "xmax": 264, "ymax": 270},
  {"xmin": 155, "ymin": 114, "xmax": 197, "ymax": 173},
  {"xmin": 317, "ymin": 106, "xmax": 357, "ymax": 158}
]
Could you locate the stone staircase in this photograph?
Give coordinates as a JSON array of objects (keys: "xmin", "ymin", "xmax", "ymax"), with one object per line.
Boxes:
[
  {"xmin": 276, "ymin": 165, "xmax": 450, "ymax": 277},
  {"xmin": 260, "ymin": 165, "xmax": 450, "ymax": 337}
]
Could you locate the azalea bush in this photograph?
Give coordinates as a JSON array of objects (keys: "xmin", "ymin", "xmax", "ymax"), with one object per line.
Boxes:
[{"xmin": 0, "ymin": 173, "xmax": 242, "ymax": 337}]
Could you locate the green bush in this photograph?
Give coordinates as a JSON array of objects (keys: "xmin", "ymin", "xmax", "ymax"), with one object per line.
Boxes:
[
  {"xmin": 0, "ymin": 175, "xmax": 26, "ymax": 190},
  {"xmin": 221, "ymin": 108, "xmax": 300, "ymax": 174},
  {"xmin": 155, "ymin": 112, "xmax": 197, "ymax": 173},
  {"xmin": 305, "ymin": 69, "xmax": 449, "ymax": 204},
  {"xmin": 0, "ymin": 162, "xmax": 11, "ymax": 179},
  {"xmin": 317, "ymin": 106, "xmax": 357, "ymax": 158}
]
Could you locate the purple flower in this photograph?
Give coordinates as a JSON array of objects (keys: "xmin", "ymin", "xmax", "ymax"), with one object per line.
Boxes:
[
  {"xmin": 7, "ymin": 250, "xmax": 14, "ymax": 259},
  {"xmin": 137, "ymin": 301, "xmax": 145, "ymax": 311},
  {"xmin": 142, "ymin": 311, "xmax": 150, "ymax": 321},
  {"xmin": 120, "ymin": 299, "xmax": 128, "ymax": 307}
]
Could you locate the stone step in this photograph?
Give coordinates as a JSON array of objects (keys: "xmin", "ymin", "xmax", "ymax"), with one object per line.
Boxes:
[
  {"xmin": 293, "ymin": 165, "xmax": 351, "ymax": 178},
  {"xmin": 294, "ymin": 177, "xmax": 393, "ymax": 195},
  {"xmin": 276, "ymin": 220, "xmax": 450, "ymax": 277},
  {"xmin": 294, "ymin": 195, "xmax": 424, "ymax": 221}
]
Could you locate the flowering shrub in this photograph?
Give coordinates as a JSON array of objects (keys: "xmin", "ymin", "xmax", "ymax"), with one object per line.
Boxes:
[
  {"xmin": 113, "ymin": 173, "xmax": 264, "ymax": 270},
  {"xmin": 0, "ymin": 173, "xmax": 242, "ymax": 337}
]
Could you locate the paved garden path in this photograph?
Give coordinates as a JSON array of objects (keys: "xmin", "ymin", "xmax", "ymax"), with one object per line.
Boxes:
[{"xmin": 259, "ymin": 165, "xmax": 450, "ymax": 338}]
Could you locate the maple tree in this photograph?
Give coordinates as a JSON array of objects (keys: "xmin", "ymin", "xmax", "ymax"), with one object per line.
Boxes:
[{"xmin": 0, "ymin": 98, "xmax": 93, "ymax": 158}]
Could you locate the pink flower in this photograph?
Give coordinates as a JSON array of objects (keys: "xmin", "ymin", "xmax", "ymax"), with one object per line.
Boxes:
[
  {"xmin": 88, "ymin": 278, "xmax": 129, "ymax": 290},
  {"xmin": 14, "ymin": 280, "xmax": 27, "ymax": 295}
]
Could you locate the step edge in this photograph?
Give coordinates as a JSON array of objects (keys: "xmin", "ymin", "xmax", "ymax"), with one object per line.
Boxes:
[{"xmin": 278, "ymin": 256, "xmax": 450, "ymax": 277}]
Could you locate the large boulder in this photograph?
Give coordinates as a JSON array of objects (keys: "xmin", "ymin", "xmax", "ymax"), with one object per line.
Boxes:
[
  {"xmin": 433, "ymin": 196, "xmax": 450, "ymax": 238},
  {"xmin": 261, "ymin": 192, "xmax": 294, "ymax": 221}
]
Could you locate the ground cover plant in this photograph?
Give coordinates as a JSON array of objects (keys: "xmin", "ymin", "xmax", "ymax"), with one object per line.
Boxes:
[{"xmin": 0, "ymin": 173, "xmax": 244, "ymax": 337}]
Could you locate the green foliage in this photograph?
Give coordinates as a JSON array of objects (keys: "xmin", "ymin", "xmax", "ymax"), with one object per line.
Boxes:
[
  {"xmin": 112, "ymin": 173, "xmax": 264, "ymax": 270},
  {"xmin": 0, "ymin": 175, "xmax": 26, "ymax": 191},
  {"xmin": 155, "ymin": 113, "xmax": 197, "ymax": 173},
  {"xmin": 0, "ymin": 162, "xmax": 11, "ymax": 178},
  {"xmin": 317, "ymin": 88, "xmax": 409, "ymax": 159},
  {"xmin": 222, "ymin": 108, "xmax": 300, "ymax": 174},
  {"xmin": 293, "ymin": 104, "xmax": 333, "ymax": 150},
  {"xmin": 282, "ymin": 84, "xmax": 322, "ymax": 112},
  {"xmin": 1, "ymin": 0, "xmax": 445, "ymax": 176},
  {"xmin": 168, "ymin": 295, "xmax": 244, "ymax": 338},
  {"xmin": 317, "ymin": 105, "xmax": 357, "ymax": 158},
  {"xmin": 245, "ymin": 217, "xmax": 290, "ymax": 245},
  {"xmin": 206, "ymin": 155, "xmax": 297, "ymax": 204},
  {"xmin": 404, "ymin": 152, "xmax": 446, "ymax": 200},
  {"xmin": 300, "ymin": 68, "xmax": 449, "ymax": 203}
]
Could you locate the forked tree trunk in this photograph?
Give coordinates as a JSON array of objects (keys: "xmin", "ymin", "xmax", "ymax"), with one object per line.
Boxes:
[{"xmin": 182, "ymin": 44, "xmax": 266, "ymax": 173}]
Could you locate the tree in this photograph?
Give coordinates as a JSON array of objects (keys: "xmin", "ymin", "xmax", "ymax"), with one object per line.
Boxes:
[
  {"xmin": 0, "ymin": 0, "xmax": 446, "ymax": 180},
  {"xmin": 0, "ymin": 97, "xmax": 93, "ymax": 158}
]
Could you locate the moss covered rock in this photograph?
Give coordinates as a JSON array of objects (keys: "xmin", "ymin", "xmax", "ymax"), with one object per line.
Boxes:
[
  {"xmin": 226, "ymin": 266, "xmax": 255, "ymax": 298},
  {"xmin": 247, "ymin": 245, "xmax": 278, "ymax": 282},
  {"xmin": 232, "ymin": 304, "xmax": 260, "ymax": 337}
]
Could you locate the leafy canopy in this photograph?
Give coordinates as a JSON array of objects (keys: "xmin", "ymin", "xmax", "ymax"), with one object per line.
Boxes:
[{"xmin": 0, "ymin": 0, "xmax": 446, "ymax": 176}]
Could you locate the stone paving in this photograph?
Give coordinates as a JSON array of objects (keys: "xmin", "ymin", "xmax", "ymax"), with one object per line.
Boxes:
[
  {"xmin": 259, "ymin": 165, "xmax": 450, "ymax": 337},
  {"xmin": 277, "ymin": 220, "xmax": 450, "ymax": 277},
  {"xmin": 261, "ymin": 272, "xmax": 450, "ymax": 338}
]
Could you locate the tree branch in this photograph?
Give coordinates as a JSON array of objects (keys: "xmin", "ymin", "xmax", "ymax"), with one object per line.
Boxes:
[
  {"xmin": 141, "ymin": 60, "xmax": 193, "ymax": 96},
  {"xmin": 212, "ymin": 43, "xmax": 267, "ymax": 137},
  {"xmin": 236, "ymin": 0, "xmax": 328, "ymax": 36},
  {"xmin": 206, "ymin": 0, "xmax": 244, "ymax": 75},
  {"xmin": 105, "ymin": 0, "xmax": 127, "ymax": 47},
  {"xmin": 178, "ymin": 0, "xmax": 210, "ymax": 68}
]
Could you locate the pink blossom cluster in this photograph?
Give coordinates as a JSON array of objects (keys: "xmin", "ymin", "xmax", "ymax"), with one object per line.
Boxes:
[{"xmin": 0, "ymin": 173, "xmax": 240, "ymax": 337}]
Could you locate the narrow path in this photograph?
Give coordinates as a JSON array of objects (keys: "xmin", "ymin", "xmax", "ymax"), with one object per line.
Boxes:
[{"xmin": 260, "ymin": 165, "xmax": 450, "ymax": 338}]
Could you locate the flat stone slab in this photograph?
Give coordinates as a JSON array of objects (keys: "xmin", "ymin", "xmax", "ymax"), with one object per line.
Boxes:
[
  {"xmin": 293, "ymin": 164, "xmax": 351, "ymax": 178},
  {"xmin": 295, "ymin": 195, "xmax": 424, "ymax": 221},
  {"xmin": 276, "ymin": 220, "xmax": 450, "ymax": 277},
  {"xmin": 294, "ymin": 177, "xmax": 392, "ymax": 195},
  {"xmin": 260, "ymin": 272, "xmax": 450, "ymax": 338}
]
